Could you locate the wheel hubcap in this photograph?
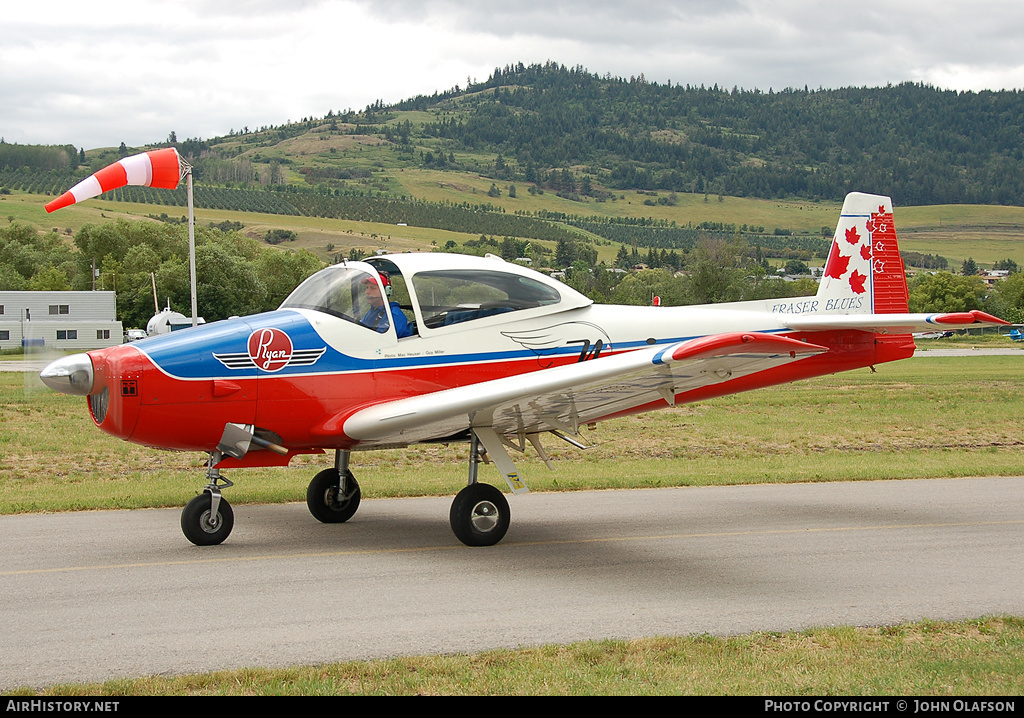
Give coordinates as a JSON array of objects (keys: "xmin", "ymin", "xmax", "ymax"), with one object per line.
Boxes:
[
  {"xmin": 325, "ymin": 487, "xmax": 350, "ymax": 511},
  {"xmin": 470, "ymin": 500, "xmax": 499, "ymax": 532},
  {"xmin": 199, "ymin": 509, "xmax": 222, "ymax": 534}
]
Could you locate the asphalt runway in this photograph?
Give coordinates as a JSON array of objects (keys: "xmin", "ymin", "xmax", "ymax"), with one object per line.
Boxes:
[{"xmin": 2, "ymin": 476, "xmax": 1023, "ymax": 690}]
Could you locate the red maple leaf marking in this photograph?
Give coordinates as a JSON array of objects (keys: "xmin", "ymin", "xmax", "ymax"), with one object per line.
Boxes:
[
  {"xmin": 845, "ymin": 226, "xmax": 861, "ymax": 245},
  {"xmin": 860, "ymin": 244, "xmax": 872, "ymax": 260},
  {"xmin": 824, "ymin": 242, "xmax": 850, "ymax": 279},
  {"xmin": 849, "ymin": 270, "xmax": 867, "ymax": 294}
]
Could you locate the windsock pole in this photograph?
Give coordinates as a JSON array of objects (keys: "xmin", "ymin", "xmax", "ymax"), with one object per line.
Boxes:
[{"xmin": 183, "ymin": 159, "xmax": 198, "ymax": 327}]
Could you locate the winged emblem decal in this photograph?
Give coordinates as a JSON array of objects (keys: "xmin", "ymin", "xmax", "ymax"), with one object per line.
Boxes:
[{"xmin": 502, "ymin": 321, "xmax": 613, "ymax": 367}]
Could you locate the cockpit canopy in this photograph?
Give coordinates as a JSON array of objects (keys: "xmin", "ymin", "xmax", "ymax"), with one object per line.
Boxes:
[
  {"xmin": 407, "ymin": 268, "xmax": 561, "ymax": 328},
  {"xmin": 280, "ymin": 253, "xmax": 591, "ymax": 335}
]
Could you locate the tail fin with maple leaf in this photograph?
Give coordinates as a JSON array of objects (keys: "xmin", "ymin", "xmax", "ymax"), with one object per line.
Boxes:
[
  {"xmin": 783, "ymin": 192, "xmax": 1005, "ymax": 340},
  {"xmin": 815, "ymin": 192, "xmax": 909, "ymax": 315}
]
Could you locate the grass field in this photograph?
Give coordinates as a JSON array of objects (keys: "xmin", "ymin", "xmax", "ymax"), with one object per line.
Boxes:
[
  {"xmin": 3, "ymin": 353, "xmax": 1023, "ymax": 694},
  {"xmin": 11, "ymin": 618, "xmax": 1024, "ymax": 696}
]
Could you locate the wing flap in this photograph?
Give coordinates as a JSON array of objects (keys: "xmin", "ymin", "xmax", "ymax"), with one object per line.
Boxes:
[{"xmin": 341, "ymin": 332, "xmax": 826, "ymax": 446}]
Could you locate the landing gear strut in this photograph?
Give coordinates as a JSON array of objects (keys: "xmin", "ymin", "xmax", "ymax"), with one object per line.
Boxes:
[
  {"xmin": 181, "ymin": 451, "xmax": 235, "ymax": 546},
  {"xmin": 306, "ymin": 450, "xmax": 361, "ymax": 524}
]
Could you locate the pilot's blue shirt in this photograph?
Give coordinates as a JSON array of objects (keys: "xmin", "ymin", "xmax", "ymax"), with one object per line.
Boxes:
[{"xmin": 360, "ymin": 301, "xmax": 412, "ymax": 338}]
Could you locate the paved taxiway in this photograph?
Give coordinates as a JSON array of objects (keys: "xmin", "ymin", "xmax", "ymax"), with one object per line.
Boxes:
[{"xmin": 2, "ymin": 476, "xmax": 1022, "ymax": 689}]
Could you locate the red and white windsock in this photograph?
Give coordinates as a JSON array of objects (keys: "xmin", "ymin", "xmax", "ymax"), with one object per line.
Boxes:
[{"xmin": 45, "ymin": 147, "xmax": 183, "ymax": 213}]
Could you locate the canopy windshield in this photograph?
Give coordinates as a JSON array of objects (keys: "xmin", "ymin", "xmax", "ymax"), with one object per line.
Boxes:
[
  {"xmin": 280, "ymin": 266, "xmax": 379, "ymax": 325},
  {"xmin": 411, "ymin": 269, "xmax": 561, "ymax": 329}
]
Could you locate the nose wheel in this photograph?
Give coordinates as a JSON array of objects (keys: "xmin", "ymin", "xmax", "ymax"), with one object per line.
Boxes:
[{"xmin": 181, "ymin": 492, "xmax": 234, "ymax": 546}]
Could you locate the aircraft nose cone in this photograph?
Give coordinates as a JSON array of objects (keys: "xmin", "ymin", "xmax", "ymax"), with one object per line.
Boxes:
[{"xmin": 39, "ymin": 353, "xmax": 95, "ymax": 396}]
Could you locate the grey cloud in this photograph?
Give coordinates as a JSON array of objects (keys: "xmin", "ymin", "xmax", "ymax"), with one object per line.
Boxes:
[
  {"xmin": 356, "ymin": 0, "xmax": 743, "ymax": 45},
  {"xmin": 352, "ymin": 0, "xmax": 1024, "ymax": 88},
  {"xmin": 4, "ymin": 0, "xmax": 1023, "ymax": 149}
]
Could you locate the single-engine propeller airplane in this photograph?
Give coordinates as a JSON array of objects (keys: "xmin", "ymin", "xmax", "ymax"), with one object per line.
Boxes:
[{"xmin": 40, "ymin": 180, "xmax": 1007, "ymax": 546}]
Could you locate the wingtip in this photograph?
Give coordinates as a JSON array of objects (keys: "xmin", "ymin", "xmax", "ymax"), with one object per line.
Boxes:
[
  {"xmin": 970, "ymin": 310, "xmax": 1010, "ymax": 326},
  {"xmin": 933, "ymin": 310, "xmax": 1009, "ymax": 326}
]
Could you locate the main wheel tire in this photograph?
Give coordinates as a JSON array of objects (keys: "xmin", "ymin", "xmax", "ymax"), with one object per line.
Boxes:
[
  {"xmin": 306, "ymin": 468, "xmax": 361, "ymax": 524},
  {"xmin": 450, "ymin": 483, "xmax": 510, "ymax": 547},
  {"xmin": 181, "ymin": 493, "xmax": 234, "ymax": 546}
]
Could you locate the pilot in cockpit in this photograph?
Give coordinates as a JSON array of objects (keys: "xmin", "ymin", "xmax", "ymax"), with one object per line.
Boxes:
[{"xmin": 360, "ymin": 271, "xmax": 412, "ymax": 338}]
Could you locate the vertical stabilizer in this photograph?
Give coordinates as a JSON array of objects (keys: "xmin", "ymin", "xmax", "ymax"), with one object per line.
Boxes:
[{"xmin": 816, "ymin": 193, "xmax": 910, "ymax": 315}]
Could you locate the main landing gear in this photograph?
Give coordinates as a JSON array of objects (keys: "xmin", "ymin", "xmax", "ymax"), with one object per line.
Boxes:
[
  {"xmin": 303, "ymin": 440, "xmax": 512, "ymax": 547},
  {"xmin": 448, "ymin": 432, "xmax": 510, "ymax": 546},
  {"xmin": 305, "ymin": 451, "xmax": 361, "ymax": 523},
  {"xmin": 450, "ymin": 482, "xmax": 509, "ymax": 547}
]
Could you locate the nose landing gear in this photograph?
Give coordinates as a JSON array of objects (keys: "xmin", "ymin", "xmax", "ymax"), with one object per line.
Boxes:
[{"xmin": 181, "ymin": 451, "xmax": 235, "ymax": 546}]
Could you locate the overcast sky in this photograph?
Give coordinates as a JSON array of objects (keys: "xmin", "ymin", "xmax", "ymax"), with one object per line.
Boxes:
[{"xmin": 4, "ymin": 0, "xmax": 1024, "ymax": 151}]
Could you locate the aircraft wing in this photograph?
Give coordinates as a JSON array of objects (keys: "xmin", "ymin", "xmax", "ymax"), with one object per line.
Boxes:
[
  {"xmin": 784, "ymin": 309, "xmax": 1007, "ymax": 334},
  {"xmin": 341, "ymin": 332, "xmax": 826, "ymax": 446}
]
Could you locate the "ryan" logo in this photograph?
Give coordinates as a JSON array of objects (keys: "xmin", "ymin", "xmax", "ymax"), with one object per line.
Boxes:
[
  {"xmin": 213, "ymin": 328, "xmax": 326, "ymax": 372},
  {"xmin": 248, "ymin": 328, "xmax": 293, "ymax": 372}
]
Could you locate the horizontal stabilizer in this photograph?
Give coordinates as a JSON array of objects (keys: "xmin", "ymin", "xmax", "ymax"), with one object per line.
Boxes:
[{"xmin": 786, "ymin": 309, "xmax": 1008, "ymax": 334}]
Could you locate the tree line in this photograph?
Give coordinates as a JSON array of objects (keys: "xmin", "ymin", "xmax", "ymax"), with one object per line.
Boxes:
[
  {"xmin": 7, "ymin": 63, "xmax": 1024, "ymax": 210},
  {"xmin": 0, "ymin": 142, "xmax": 79, "ymax": 172},
  {"xmin": 0, "ymin": 219, "xmax": 322, "ymax": 329},
  {"xmin": 4, "ymin": 216, "xmax": 1021, "ymax": 328}
]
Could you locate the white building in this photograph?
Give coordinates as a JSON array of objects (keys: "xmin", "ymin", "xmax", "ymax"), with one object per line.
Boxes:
[
  {"xmin": 0, "ymin": 291, "xmax": 123, "ymax": 351},
  {"xmin": 980, "ymin": 270, "xmax": 1011, "ymax": 287}
]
